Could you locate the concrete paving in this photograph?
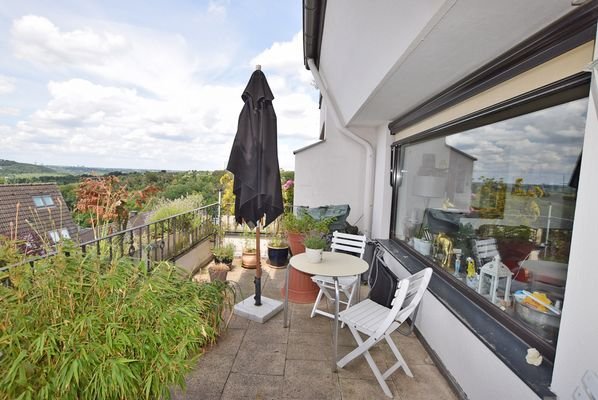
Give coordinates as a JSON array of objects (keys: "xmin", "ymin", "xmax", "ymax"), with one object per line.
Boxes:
[{"xmin": 172, "ymin": 258, "xmax": 459, "ymax": 400}]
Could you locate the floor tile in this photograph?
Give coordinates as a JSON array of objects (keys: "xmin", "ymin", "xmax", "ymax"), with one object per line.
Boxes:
[
  {"xmin": 171, "ymin": 354, "xmax": 235, "ymax": 400},
  {"xmin": 221, "ymin": 372, "xmax": 284, "ymax": 400},
  {"xmin": 286, "ymin": 330, "xmax": 332, "ymax": 361},
  {"xmin": 231, "ymin": 341, "xmax": 287, "ymax": 376},
  {"xmin": 394, "ymin": 364, "xmax": 458, "ymax": 400},
  {"xmin": 282, "ymin": 359, "xmax": 341, "ymax": 399},
  {"xmin": 340, "ymin": 377, "xmax": 400, "ymax": 400}
]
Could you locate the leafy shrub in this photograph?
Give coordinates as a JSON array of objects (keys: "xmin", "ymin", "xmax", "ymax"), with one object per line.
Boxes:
[
  {"xmin": 212, "ymin": 243, "xmax": 234, "ymax": 264},
  {"xmin": 281, "ymin": 212, "xmax": 333, "ymax": 235},
  {"xmin": 148, "ymin": 194, "xmax": 204, "ymax": 231},
  {"xmin": 303, "ymin": 234, "xmax": 326, "ymax": 250},
  {"xmin": 0, "ymin": 243, "xmax": 230, "ymax": 400}
]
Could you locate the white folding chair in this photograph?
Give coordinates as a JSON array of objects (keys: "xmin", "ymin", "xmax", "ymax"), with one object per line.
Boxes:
[
  {"xmin": 310, "ymin": 231, "xmax": 367, "ymax": 322},
  {"xmin": 337, "ymin": 268, "xmax": 433, "ymax": 398}
]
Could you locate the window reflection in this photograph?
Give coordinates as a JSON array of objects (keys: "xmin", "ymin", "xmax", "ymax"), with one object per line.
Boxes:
[{"xmin": 394, "ymin": 97, "xmax": 587, "ymax": 344}]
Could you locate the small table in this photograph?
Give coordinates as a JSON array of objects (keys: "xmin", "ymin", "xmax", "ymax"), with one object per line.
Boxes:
[{"xmin": 283, "ymin": 251, "xmax": 369, "ymax": 371}]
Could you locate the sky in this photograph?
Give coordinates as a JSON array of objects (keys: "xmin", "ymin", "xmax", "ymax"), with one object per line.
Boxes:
[
  {"xmin": 0, "ymin": 0, "xmax": 320, "ymax": 171},
  {"xmin": 446, "ymin": 97, "xmax": 587, "ymax": 185}
]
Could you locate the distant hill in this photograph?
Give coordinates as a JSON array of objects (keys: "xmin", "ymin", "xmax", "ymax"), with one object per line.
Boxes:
[
  {"xmin": 47, "ymin": 165, "xmax": 153, "ymax": 175},
  {"xmin": 0, "ymin": 159, "xmax": 63, "ymax": 176}
]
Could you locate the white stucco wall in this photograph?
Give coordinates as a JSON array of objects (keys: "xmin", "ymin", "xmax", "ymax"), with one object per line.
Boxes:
[
  {"xmin": 550, "ymin": 35, "xmax": 598, "ymax": 397},
  {"xmin": 294, "ymin": 104, "xmax": 368, "ymax": 231},
  {"xmin": 318, "ymin": 0, "xmax": 448, "ymax": 125}
]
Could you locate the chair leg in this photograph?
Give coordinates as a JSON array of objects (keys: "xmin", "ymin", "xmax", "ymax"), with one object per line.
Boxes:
[
  {"xmin": 338, "ymin": 325, "xmax": 393, "ymax": 398},
  {"xmin": 310, "ymin": 288, "xmax": 325, "ymax": 318},
  {"xmin": 384, "ymin": 333, "xmax": 413, "ymax": 378}
]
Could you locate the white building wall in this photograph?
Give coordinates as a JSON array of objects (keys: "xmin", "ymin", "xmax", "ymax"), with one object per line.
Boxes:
[
  {"xmin": 294, "ymin": 104, "xmax": 367, "ymax": 231},
  {"xmin": 550, "ymin": 35, "xmax": 598, "ymax": 397},
  {"xmin": 318, "ymin": 0, "xmax": 448, "ymax": 124}
]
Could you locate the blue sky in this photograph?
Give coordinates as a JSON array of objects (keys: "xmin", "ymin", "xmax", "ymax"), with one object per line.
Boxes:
[{"xmin": 0, "ymin": 0, "xmax": 319, "ymax": 171}]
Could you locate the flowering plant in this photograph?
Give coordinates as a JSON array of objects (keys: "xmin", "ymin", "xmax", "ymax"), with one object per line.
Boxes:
[{"xmin": 282, "ymin": 179, "xmax": 294, "ymax": 210}]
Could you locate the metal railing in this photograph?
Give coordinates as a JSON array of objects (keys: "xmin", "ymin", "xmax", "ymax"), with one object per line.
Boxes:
[{"xmin": 1, "ymin": 202, "xmax": 220, "ymax": 273}]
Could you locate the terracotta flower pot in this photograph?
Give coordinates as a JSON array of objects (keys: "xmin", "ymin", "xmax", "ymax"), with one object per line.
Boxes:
[
  {"xmin": 287, "ymin": 232, "xmax": 305, "ymax": 256},
  {"xmin": 241, "ymin": 250, "xmax": 257, "ymax": 269},
  {"xmin": 281, "ymin": 267, "xmax": 319, "ymax": 304},
  {"xmin": 282, "ymin": 232, "xmax": 319, "ymax": 303},
  {"xmin": 208, "ymin": 265, "xmax": 229, "ymax": 282}
]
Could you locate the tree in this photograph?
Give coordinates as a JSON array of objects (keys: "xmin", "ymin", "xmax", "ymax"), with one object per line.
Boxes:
[
  {"xmin": 219, "ymin": 172, "xmax": 234, "ymax": 215},
  {"xmin": 76, "ymin": 177, "xmax": 130, "ymax": 232}
]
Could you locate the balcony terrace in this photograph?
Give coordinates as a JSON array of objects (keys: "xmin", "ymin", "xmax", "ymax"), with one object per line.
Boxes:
[{"xmin": 172, "ymin": 260, "xmax": 458, "ymax": 400}]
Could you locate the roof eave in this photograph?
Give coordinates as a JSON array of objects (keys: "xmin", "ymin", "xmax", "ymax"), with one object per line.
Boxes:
[{"xmin": 303, "ymin": 0, "xmax": 327, "ymax": 70}]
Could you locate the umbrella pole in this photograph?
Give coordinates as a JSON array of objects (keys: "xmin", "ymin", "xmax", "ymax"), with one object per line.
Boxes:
[{"xmin": 254, "ymin": 221, "xmax": 262, "ymax": 306}]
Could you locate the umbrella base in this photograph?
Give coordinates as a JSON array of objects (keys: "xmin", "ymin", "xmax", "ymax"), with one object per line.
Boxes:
[{"xmin": 233, "ymin": 296, "xmax": 283, "ymax": 324}]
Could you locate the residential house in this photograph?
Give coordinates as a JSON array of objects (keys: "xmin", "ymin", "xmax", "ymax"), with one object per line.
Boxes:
[
  {"xmin": 297, "ymin": 1, "xmax": 598, "ymax": 399},
  {"xmin": 0, "ymin": 183, "xmax": 78, "ymax": 253}
]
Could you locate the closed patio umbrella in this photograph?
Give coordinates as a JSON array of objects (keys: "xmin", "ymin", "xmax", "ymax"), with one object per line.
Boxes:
[{"xmin": 227, "ymin": 65, "xmax": 284, "ymax": 306}]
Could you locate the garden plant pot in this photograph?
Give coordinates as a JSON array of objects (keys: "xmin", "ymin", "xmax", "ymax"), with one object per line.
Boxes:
[
  {"xmin": 208, "ymin": 265, "xmax": 229, "ymax": 282},
  {"xmin": 281, "ymin": 268, "xmax": 319, "ymax": 304},
  {"xmin": 241, "ymin": 250, "xmax": 258, "ymax": 269},
  {"xmin": 267, "ymin": 246, "xmax": 289, "ymax": 267},
  {"xmin": 287, "ymin": 232, "xmax": 305, "ymax": 256},
  {"xmin": 413, "ymin": 238, "xmax": 432, "ymax": 256},
  {"xmin": 305, "ymin": 247, "xmax": 323, "ymax": 263}
]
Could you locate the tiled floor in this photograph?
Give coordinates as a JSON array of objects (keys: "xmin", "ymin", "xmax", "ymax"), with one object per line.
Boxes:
[{"xmin": 172, "ymin": 259, "xmax": 458, "ymax": 400}]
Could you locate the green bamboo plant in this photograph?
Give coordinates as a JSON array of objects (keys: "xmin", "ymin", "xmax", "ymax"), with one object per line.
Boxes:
[{"xmin": 0, "ymin": 241, "xmax": 231, "ymax": 400}]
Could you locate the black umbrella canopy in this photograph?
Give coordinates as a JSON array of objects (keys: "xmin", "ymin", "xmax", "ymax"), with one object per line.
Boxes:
[{"xmin": 227, "ymin": 69, "xmax": 284, "ymax": 228}]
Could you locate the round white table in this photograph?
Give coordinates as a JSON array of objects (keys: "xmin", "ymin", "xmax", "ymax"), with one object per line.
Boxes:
[{"xmin": 283, "ymin": 251, "xmax": 369, "ymax": 371}]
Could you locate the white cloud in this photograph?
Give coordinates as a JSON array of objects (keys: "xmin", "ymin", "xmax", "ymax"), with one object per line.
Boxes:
[
  {"xmin": 207, "ymin": 0, "xmax": 229, "ymax": 17},
  {"xmin": 251, "ymin": 32, "xmax": 313, "ymax": 87},
  {"xmin": 250, "ymin": 32, "xmax": 319, "ymax": 140},
  {"xmin": 12, "ymin": 15, "xmax": 128, "ymax": 65},
  {"xmin": 0, "ymin": 75, "xmax": 16, "ymax": 95},
  {"xmin": 3, "ymin": 18, "xmax": 319, "ymax": 171},
  {"xmin": 0, "ymin": 107, "xmax": 19, "ymax": 116}
]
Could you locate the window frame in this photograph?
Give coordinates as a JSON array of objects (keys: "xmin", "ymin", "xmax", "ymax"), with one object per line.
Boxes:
[
  {"xmin": 389, "ymin": 72, "xmax": 590, "ymax": 361},
  {"xmin": 32, "ymin": 195, "xmax": 55, "ymax": 208}
]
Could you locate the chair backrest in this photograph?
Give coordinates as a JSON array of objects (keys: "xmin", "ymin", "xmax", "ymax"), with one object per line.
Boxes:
[
  {"xmin": 375, "ymin": 268, "xmax": 433, "ymax": 337},
  {"xmin": 473, "ymin": 238, "xmax": 499, "ymax": 267},
  {"xmin": 330, "ymin": 231, "xmax": 367, "ymax": 259}
]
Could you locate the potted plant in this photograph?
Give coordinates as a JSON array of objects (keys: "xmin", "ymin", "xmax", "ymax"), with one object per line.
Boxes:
[
  {"xmin": 267, "ymin": 233, "xmax": 289, "ymax": 267},
  {"xmin": 220, "ymin": 243, "xmax": 235, "ymax": 266},
  {"xmin": 241, "ymin": 228, "xmax": 257, "ymax": 269},
  {"xmin": 208, "ymin": 262, "xmax": 229, "ymax": 282},
  {"xmin": 413, "ymin": 227, "xmax": 432, "ymax": 256},
  {"xmin": 304, "ymin": 233, "xmax": 326, "ymax": 263},
  {"xmin": 213, "ymin": 243, "xmax": 234, "ymax": 266},
  {"xmin": 279, "ymin": 213, "xmax": 334, "ymax": 303},
  {"xmin": 281, "ymin": 212, "xmax": 334, "ymax": 255}
]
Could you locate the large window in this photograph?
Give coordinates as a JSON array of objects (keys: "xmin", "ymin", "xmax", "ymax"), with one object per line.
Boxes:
[{"xmin": 392, "ymin": 95, "xmax": 587, "ymax": 348}]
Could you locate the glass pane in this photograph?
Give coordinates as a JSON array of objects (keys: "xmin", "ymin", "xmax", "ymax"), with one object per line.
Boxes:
[
  {"xmin": 33, "ymin": 196, "xmax": 44, "ymax": 207},
  {"xmin": 393, "ymin": 97, "xmax": 587, "ymax": 345},
  {"xmin": 43, "ymin": 196, "xmax": 54, "ymax": 206},
  {"xmin": 48, "ymin": 231, "xmax": 60, "ymax": 243},
  {"xmin": 60, "ymin": 228, "xmax": 70, "ymax": 239}
]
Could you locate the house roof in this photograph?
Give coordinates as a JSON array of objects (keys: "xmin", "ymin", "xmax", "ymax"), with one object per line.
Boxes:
[{"xmin": 0, "ymin": 183, "xmax": 78, "ymax": 241}]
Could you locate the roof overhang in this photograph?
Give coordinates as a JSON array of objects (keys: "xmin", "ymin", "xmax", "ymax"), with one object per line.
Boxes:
[{"xmin": 303, "ymin": 0, "xmax": 326, "ymax": 70}]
